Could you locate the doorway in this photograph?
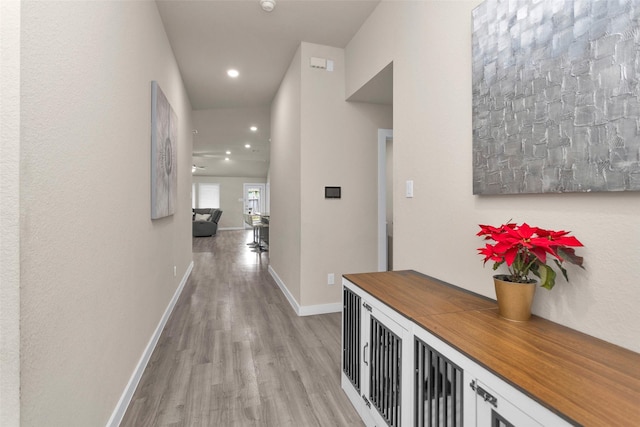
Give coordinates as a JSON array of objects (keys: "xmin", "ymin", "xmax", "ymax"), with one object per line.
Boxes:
[
  {"xmin": 243, "ymin": 183, "xmax": 266, "ymax": 214},
  {"xmin": 243, "ymin": 183, "xmax": 266, "ymax": 229},
  {"xmin": 378, "ymin": 129, "xmax": 393, "ymax": 271}
]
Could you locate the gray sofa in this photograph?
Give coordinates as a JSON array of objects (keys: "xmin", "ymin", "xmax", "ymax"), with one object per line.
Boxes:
[{"xmin": 192, "ymin": 208, "xmax": 223, "ymax": 237}]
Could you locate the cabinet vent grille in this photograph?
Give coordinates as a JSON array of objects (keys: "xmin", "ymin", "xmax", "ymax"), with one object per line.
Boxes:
[
  {"xmin": 342, "ymin": 287, "xmax": 361, "ymax": 391},
  {"xmin": 415, "ymin": 337, "xmax": 463, "ymax": 426},
  {"xmin": 370, "ymin": 316, "xmax": 402, "ymax": 427}
]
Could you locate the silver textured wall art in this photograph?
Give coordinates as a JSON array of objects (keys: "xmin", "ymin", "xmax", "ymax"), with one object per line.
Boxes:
[
  {"xmin": 151, "ymin": 81, "xmax": 178, "ymax": 219},
  {"xmin": 472, "ymin": 0, "xmax": 640, "ymax": 194}
]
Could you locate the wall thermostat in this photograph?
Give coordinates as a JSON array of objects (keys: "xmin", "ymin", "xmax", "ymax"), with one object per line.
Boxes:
[{"xmin": 325, "ymin": 186, "xmax": 341, "ymax": 199}]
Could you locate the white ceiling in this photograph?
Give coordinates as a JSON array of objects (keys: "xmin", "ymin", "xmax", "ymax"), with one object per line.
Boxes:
[{"xmin": 156, "ymin": 0, "xmax": 384, "ymax": 177}]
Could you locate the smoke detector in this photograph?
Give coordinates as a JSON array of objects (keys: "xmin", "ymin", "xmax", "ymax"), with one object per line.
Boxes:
[{"xmin": 260, "ymin": 0, "xmax": 275, "ymax": 12}]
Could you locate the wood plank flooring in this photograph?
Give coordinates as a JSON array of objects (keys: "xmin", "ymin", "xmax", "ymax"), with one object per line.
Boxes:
[{"xmin": 120, "ymin": 230, "xmax": 363, "ymax": 427}]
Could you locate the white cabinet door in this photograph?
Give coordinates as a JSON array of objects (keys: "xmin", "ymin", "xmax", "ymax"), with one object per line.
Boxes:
[
  {"xmin": 362, "ymin": 302, "xmax": 408, "ymax": 427},
  {"xmin": 473, "ymin": 380, "xmax": 542, "ymax": 427},
  {"xmin": 342, "ymin": 279, "xmax": 413, "ymax": 427},
  {"xmin": 414, "ymin": 336, "xmax": 464, "ymax": 427},
  {"xmin": 341, "ymin": 285, "xmax": 368, "ymax": 422}
]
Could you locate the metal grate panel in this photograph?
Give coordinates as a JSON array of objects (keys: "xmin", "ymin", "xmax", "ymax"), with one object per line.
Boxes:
[
  {"xmin": 415, "ymin": 337, "xmax": 463, "ymax": 427},
  {"xmin": 492, "ymin": 409, "xmax": 515, "ymax": 427},
  {"xmin": 370, "ymin": 315, "xmax": 402, "ymax": 427},
  {"xmin": 342, "ymin": 287, "xmax": 360, "ymax": 391}
]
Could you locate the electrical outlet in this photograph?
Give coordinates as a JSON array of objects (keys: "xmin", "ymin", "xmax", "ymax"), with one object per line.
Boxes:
[{"xmin": 328, "ymin": 273, "xmax": 335, "ymax": 285}]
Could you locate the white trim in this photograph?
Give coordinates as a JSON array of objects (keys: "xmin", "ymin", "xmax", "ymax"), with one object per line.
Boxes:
[
  {"xmin": 378, "ymin": 129, "xmax": 393, "ymax": 271},
  {"xmin": 106, "ymin": 261, "xmax": 194, "ymax": 427},
  {"xmin": 218, "ymin": 226, "xmax": 244, "ymax": 231},
  {"xmin": 268, "ymin": 265, "xmax": 300, "ymax": 314},
  {"xmin": 268, "ymin": 265, "xmax": 341, "ymax": 317},
  {"xmin": 299, "ymin": 301, "xmax": 342, "ymax": 316}
]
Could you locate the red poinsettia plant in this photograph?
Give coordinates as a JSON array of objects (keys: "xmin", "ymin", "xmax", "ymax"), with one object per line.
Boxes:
[{"xmin": 477, "ymin": 222, "xmax": 584, "ymax": 290}]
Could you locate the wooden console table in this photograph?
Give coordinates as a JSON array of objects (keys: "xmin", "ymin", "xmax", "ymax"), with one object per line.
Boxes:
[{"xmin": 342, "ymin": 270, "xmax": 640, "ymax": 426}]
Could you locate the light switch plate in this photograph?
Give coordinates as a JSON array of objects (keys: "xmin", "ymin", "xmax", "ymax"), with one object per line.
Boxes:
[{"xmin": 406, "ymin": 180, "xmax": 414, "ymax": 198}]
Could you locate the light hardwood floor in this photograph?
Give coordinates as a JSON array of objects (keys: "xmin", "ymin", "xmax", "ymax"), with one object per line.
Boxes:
[{"xmin": 120, "ymin": 230, "xmax": 363, "ymax": 427}]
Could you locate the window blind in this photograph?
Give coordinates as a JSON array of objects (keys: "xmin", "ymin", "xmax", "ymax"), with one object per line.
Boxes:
[{"xmin": 192, "ymin": 183, "xmax": 220, "ymax": 209}]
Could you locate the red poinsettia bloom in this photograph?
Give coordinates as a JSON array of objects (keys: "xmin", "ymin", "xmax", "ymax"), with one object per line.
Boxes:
[{"xmin": 477, "ymin": 222, "xmax": 584, "ymax": 290}]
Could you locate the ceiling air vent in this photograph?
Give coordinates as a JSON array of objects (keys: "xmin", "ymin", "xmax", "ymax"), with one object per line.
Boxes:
[
  {"xmin": 310, "ymin": 57, "xmax": 333, "ymax": 71},
  {"xmin": 310, "ymin": 57, "xmax": 326, "ymax": 69}
]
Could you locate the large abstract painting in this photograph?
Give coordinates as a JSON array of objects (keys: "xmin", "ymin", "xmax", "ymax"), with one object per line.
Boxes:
[
  {"xmin": 151, "ymin": 81, "xmax": 177, "ymax": 219},
  {"xmin": 472, "ymin": 0, "xmax": 640, "ymax": 194}
]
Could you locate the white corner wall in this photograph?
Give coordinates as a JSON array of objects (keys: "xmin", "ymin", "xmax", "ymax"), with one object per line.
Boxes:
[
  {"xmin": 20, "ymin": 2, "xmax": 193, "ymax": 425},
  {"xmin": 299, "ymin": 42, "xmax": 392, "ymax": 307},
  {"xmin": 270, "ymin": 46, "xmax": 303, "ymax": 305},
  {"xmin": 346, "ymin": 0, "xmax": 640, "ymax": 352},
  {"xmin": 0, "ymin": 1, "xmax": 21, "ymax": 425},
  {"xmin": 270, "ymin": 42, "xmax": 392, "ymax": 313}
]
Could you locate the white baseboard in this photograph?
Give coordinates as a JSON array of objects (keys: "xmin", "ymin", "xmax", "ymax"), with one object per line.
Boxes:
[
  {"xmin": 268, "ymin": 265, "xmax": 300, "ymax": 314},
  {"xmin": 218, "ymin": 226, "xmax": 245, "ymax": 231},
  {"xmin": 299, "ymin": 301, "xmax": 342, "ymax": 316},
  {"xmin": 268, "ymin": 265, "xmax": 342, "ymax": 317},
  {"xmin": 106, "ymin": 261, "xmax": 194, "ymax": 427}
]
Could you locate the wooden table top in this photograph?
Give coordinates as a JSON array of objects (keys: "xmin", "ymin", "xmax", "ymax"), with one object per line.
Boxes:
[
  {"xmin": 344, "ymin": 270, "xmax": 640, "ymax": 426},
  {"xmin": 343, "ymin": 270, "xmax": 497, "ymax": 318}
]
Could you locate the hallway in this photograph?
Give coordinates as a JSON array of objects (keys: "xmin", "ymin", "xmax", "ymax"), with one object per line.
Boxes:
[{"xmin": 120, "ymin": 230, "xmax": 363, "ymax": 426}]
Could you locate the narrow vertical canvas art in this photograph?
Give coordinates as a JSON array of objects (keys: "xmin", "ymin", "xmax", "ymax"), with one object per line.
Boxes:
[{"xmin": 151, "ymin": 81, "xmax": 178, "ymax": 219}]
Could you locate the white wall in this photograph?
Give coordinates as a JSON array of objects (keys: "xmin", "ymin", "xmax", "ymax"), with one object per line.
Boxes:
[
  {"xmin": 299, "ymin": 42, "xmax": 392, "ymax": 307},
  {"xmin": 346, "ymin": 1, "xmax": 640, "ymax": 353},
  {"xmin": 270, "ymin": 46, "xmax": 303, "ymax": 304},
  {"xmin": 0, "ymin": 1, "xmax": 21, "ymax": 425},
  {"xmin": 270, "ymin": 42, "xmax": 392, "ymax": 311},
  {"xmin": 19, "ymin": 2, "xmax": 193, "ymax": 425},
  {"xmin": 192, "ymin": 175, "xmax": 267, "ymax": 229}
]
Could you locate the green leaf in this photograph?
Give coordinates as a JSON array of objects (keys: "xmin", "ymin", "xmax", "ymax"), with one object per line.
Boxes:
[
  {"xmin": 557, "ymin": 247, "xmax": 584, "ymax": 268},
  {"xmin": 530, "ymin": 263, "xmax": 539, "ymax": 276},
  {"xmin": 554, "ymin": 259, "xmax": 569, "ymax": 282},
  {"xmin": 539, "ymin": 264, "xmax": 557, "ymax": 290}
]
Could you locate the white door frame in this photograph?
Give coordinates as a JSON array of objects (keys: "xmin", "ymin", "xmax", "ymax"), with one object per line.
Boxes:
[
  {"xmin": 378, "ymin": 129, "xmax": 393, "ymax": 271},
  {"xmin": 243, "ymin": 183, "xmax": 266, "ymax": 212}
]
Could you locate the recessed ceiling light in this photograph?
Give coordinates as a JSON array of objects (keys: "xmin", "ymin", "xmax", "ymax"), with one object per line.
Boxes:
[
  {"xmin": 225, "ymin": 157, "xmax": 230, "ymax": 161},
  {"xmin": 227, "ymin": 69, "xmax": 239, "ymax": 78},
  {"xmin": 245, "ymin": 144, "xmax": 251, "ymax": 148},
  {"xmin": 250, "ymin": 126, "xmax": 258, "ymax": 132},
  {"xmin": 226, "ymin": 150, "xmax": 231, "ymax": 155}
]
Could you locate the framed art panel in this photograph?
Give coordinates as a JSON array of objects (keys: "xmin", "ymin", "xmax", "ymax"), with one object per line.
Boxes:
[
  {"xmin": 472, "ymin": 0, "xmax": 640, "ymax": 194},
  {"xmin": 151, "ymin": 81, "xmax": 178, "ymax": 219}
]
